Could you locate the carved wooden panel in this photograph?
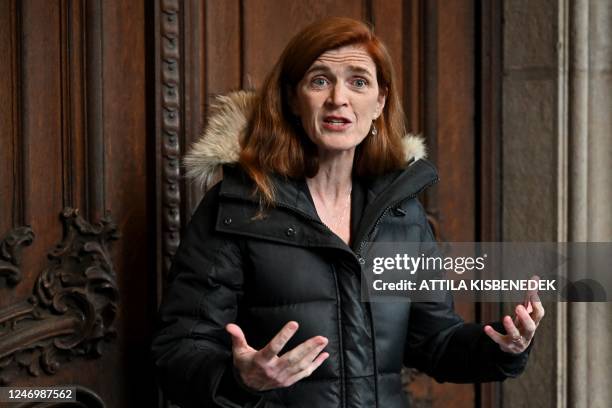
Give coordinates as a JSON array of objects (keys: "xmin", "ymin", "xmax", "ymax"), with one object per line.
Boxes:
[
  {"xmin": 0, "ymin": 0, "xmax": 21, "ymax": 238},
  {"xmin": 156, "ymin": 0, "xmax": 182, "ymax": 281},
  {"xmin": 1, "ymin": 0, "xmax": 152, "ymax": 406},
  {"xmin": 0, "ymin": 209, "xmax": 118, "ymax": 385},
  {"xmin": 0, "ymin": 227, "xmax": 33, "ymax": 287}
]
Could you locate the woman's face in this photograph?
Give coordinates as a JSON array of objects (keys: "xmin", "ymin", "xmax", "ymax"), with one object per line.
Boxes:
[{"xmin": 291, "ymin": 45, "xmax": 386, "ymax": 154}]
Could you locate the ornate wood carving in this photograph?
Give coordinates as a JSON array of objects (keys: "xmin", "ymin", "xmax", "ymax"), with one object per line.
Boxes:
[
  {"xmin": 0, "ymin": 208, "xmax": 119, "ymax": 385},
  {"xmin": 158, "ymin": 0, "xmax": 182, "ymax": 277},
  {"xmin": 0, "ymin": 227, "xmax": 34, "ymax": 286}
]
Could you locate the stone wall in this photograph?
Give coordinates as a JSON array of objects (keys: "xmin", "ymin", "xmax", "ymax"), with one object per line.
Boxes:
[{"xmin": 500, "ymin": 0, "xmax": 612, "ymax": 407}]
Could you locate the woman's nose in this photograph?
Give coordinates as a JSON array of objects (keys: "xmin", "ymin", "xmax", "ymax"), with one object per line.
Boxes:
[{"xmin": 327, "ymin": 83, "xmax": 349, "ymax": 106}]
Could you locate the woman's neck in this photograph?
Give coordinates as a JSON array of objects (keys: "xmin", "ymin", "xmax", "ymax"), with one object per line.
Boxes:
[
  {"xmin": 306, "ymin": 148, "xmax": 354, "ymax": 199},
  {"xmin": 306, "ymin": 148, "xmax": 354, "ymax": 245}
]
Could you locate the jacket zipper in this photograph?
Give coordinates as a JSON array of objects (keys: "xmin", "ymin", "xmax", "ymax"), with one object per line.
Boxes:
[
  {"xmin": 354, "ymin": 177, "xmax": 440, "ymax": 262},
  {"xmin": 353, "ymin": 176, "xmax": 439, "ymax": 408},
  {"xmin": 331, "ymin": 264, "xmax": 347, "ymax": 408}
]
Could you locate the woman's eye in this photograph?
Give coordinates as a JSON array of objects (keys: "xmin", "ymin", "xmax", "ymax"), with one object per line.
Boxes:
[
  {"xmin": 352, "ymin": 78, "xmax": 368, "ymax": 88},
  {"xmin": 311, "ymin": 77, "xmax": 329, "ymax": 88}
]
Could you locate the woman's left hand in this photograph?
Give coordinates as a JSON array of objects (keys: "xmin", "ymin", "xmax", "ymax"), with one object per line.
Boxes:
[{"xmin": 484, "ymin": 275, "xmax": 546, "ymax": 354}]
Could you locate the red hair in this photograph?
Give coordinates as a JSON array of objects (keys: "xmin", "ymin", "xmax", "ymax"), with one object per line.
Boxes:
[{"xmin": 239, "ymin": 17, "xmax": 407, "ymax": 206}]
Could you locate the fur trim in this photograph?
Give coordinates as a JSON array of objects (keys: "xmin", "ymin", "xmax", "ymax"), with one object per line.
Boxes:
[
  {"xmin": 401, "ymin": 133, "xmax": 427, "ymax": 164},
  {"xmin": 184, "ymin": 90, "xmax": 427, "ymax": 187},
  {"xmin": 184, "ymin": 91, "xmax": 256, "ymax": 188}
]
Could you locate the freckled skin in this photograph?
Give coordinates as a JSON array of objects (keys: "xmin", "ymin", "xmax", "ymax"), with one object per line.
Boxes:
[{"xmin": 291, "ymin": 45, "xmax": 386, "ymax": 155}]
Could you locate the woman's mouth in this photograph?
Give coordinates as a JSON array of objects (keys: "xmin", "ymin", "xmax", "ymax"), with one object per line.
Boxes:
[{"xmin": 322, "ymin": 116, "xmax": 352, "ymax": 131}]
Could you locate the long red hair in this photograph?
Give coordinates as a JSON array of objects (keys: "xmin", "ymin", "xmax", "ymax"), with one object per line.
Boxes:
[{"xmin": 239, "ymin": 17, "xmax": 407, "ymax": 206}]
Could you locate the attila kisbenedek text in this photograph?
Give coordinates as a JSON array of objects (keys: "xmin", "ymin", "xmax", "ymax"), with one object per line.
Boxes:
[{"xmin": 370, "ymin": 253, "xmax": 557, "ymax": 293}]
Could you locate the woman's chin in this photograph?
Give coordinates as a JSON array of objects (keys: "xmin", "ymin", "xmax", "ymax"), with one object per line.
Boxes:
[
  {"xmin": 314, "ymin": 146, "xmax": 359, "ymax": 159},
  {"xmin": 313, "ymin": 135, "xmax": 367, "ymax": 155}
]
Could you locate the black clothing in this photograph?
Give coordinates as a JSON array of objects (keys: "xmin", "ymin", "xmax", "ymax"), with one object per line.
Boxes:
[{"xmin": 152, "ymin": 159, "xmax": 530, "ymax": 408}]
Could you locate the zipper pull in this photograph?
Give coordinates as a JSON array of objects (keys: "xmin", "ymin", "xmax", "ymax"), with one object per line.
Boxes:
[{"xmin": 392, "ymin": 207, "xmax": 407, "ymax": 216}]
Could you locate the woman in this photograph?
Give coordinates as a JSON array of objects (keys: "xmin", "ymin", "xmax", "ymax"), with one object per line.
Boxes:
[{"xmin": 152, "ymin": 17, "xmax": 544, "ymax": 408}]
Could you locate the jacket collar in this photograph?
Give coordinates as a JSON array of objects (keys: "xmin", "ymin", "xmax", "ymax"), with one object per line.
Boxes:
[
  {"xmin": 218, "ymin": 160, "xmax": 438, "ymax": 212},
  {"xmin": 217, "ymin": 160, "xmax": 438, "ymax": 252},
  {"xmin": 218, "ymin": 164, "xmax": 319, "ymax": 219}
]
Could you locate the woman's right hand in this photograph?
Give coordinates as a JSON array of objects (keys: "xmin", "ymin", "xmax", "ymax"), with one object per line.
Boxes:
[{"xmin": 225, "ymin": 321, "xmax": 329, "ymax": 391}]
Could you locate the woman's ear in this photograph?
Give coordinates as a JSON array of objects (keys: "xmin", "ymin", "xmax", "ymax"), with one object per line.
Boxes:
[{"xmin": 375, "ymin": 88, "xmax": 387, "ymax": 119}]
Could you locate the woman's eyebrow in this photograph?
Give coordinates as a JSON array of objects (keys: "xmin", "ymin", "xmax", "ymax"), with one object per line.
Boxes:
[
  {"xmin": 305, "ymin": 64, "xmax": 331, "ymax": 75},
  {"xmin": 346, "ymin": 66, "xmax": 374, "ymax": 77}
]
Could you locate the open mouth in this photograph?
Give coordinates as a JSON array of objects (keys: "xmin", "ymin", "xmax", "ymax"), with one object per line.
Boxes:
[{"xmin": 322, "ymin": 116, "xmax": 352, "ymax": 131}]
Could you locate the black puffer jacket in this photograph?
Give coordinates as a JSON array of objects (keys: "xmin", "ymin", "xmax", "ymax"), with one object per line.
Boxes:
[{"xmin": 151, "ymin": 92, "xmax": 530, "ymax": 408}]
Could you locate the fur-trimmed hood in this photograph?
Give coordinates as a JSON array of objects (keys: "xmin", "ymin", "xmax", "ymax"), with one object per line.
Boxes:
[{"xmin": 184, "ymin": 91, "xmax": 427, "ymax": 187}]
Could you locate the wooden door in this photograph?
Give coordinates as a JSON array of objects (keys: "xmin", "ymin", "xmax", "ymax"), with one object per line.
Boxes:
[
  {"xmin": 0, "ymin": 0, "xmax": 155, "ymax": 406},
  {"xmin": 1, "ymin": 1, "xmax": 497, "ymax": 407}
]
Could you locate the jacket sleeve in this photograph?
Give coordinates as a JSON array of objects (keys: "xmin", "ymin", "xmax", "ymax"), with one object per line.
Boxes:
[
  {"xmin": 151, "ymin": 183, "xmax": 263, "ymax": 407},
  {"xmin": 403, "ymin": 200, "xmax": 531, "ymax": 383}
]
